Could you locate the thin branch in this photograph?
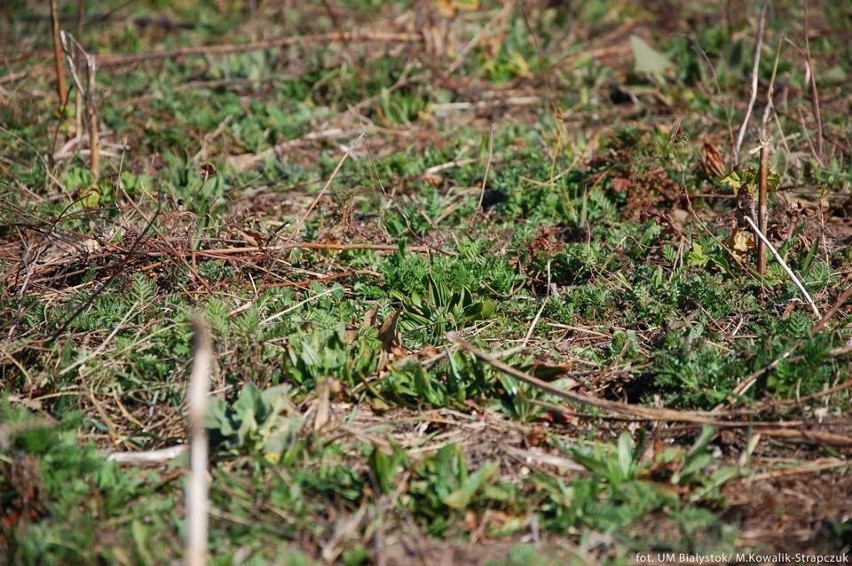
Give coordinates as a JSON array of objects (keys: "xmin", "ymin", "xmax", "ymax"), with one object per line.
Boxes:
[
  {"xmin": 775, "ymin": 376, "xmax": 852, "ymax": 407},
  {"xmin": 450, "ymin": 334, "xmax": 852, "ymax": 445},
  {"xmin": 765, "ymin": 40, "xmax": 795, "ymax": 156},
  {"xmin": 747, "ymin": 458, "xmax": 848, "ymax": 482},
  {"xmin": 107, "ymin": 445, "xmax": 187, "ymax": 464},
  {"xmin": 285, "ymin": 134, "xmax": 365, "ymax": 244},
  {"xmin": 85, "ymin": 51, "xmax": 99, "ymax": 179},
  {"xmin": 760, "ymin": 38, "xmax": 784, "ymax": 129},
  {"xmin": 521, "ymin": 300, "xmax": 547, "ymax": 350},
  {"xmin": 450, "ymin": 333, "xmax": 724, "ymax": 424},
  {"xmin": 744, "ymin": 215, "xmax": 820, "ymax": 318},
  {"xmin": 734, "ymin": 1, "xmax": 769, "ymax": 162},
  {"xmin": 803, "ymin": 0, "xmax": 824, "ymax": 159},
  {"xmin": 59, "ymin": 31, "xmax": 100, "ymax": 180},
  {"xmin": 475, "ymin": 124, "xmax": 495, "ymax": 211},
  {"xmin": 423, "ymin": 158, "xmax": 478, "ymax": 175}
]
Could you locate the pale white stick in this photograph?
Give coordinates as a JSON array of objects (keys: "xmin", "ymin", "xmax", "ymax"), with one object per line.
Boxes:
[
  {"xmin": 261, "ymin": 288, "xmax": 335, "ymax": 326},
  {"xmin": 476, "ymin": 123, "xmax": 495, "ymax": 211},
  {"xmin": 186, "ymin": 317, "xmax": 212, "ymax": 566},
  {"xmin": 60, "ymin": 302, "xmax": 140, "ymax": 376},
  {"xmin": 107, "ymin": 445, "xmax": 187, "ymax": 464},
  {"xmin": 286, "ymin": 133, "xmax": 365, "ymax": 242},
  {"xmin": 734, "ymin": 2, "xmax": 769, "ymax": 162},
  {"xmin": 521, "ymin": 300, "xmax": 547, "ymax": 350},
  {"xmin": 744, "ymin": 215, "xmax": 820, "ymax": 318}
]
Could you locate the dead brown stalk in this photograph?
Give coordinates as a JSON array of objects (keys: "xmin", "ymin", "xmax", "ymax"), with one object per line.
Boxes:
[
  {"xmin": 59, "ymin": 31, "xmax": 100, "ymax": 180},
  {"xmin": 49, "ymin": 0, "xmax": 68, "ymax": 110},
  {"xmin": 451, "ymin": 335, "xmax": 852, "ymax": 446},
  {"xmin": 757, "ymin": 141, "xmax": 769, "ymax": 275}
]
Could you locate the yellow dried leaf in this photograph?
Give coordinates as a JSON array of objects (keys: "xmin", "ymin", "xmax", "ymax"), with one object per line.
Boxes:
[
  {"xmin": 727, "ymin": 227, "xmax": 754, "ymax": 262},
  {"xmin": 435, "ymin": 0, "xmax": 479, "ymax": 18}
]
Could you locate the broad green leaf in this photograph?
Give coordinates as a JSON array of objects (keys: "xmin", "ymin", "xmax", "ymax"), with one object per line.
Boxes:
[
  {"xmin": 234, "ymin": 382, "xmax": 268, "ymax": 423},
  {"xmin": 442, "ymin": 460, "xmax": 499, "ymax": 509},
  {"xmin": 720, "ymin": 171, "xmax": 744, "ymax": 190},
  {"xmin": 630, "ymin": 35, "xmax": 673, "ymax": 76},
  {"xmin": 615, "ymin": 432, "xmax": 636, "ymax": 482}
]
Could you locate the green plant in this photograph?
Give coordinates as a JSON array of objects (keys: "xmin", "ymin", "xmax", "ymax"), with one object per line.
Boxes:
[
  {"xmin": 207, "ymin": 383, "xmax": 301, "ymax": 461},
  {"xmin": 282, "ymin": 324, "xmax": 380, "ymax": 388},
  {"xmin": 568, "ymin": 432, "xmax": 640, "ymax": 486},
  {"xmin": 1, "ymin": 405, "xmax": 177, "ymax": 564},
  {"xmin": 407, "ymin": 444, "xmax": 501, "ymax": 536},
  {"xmin": 392, "ymin": 274, "xmax": 496, "ymax": 345},
  {"xmin": 2, "ymin": 1, "xmax": 849, "ymax": 560},
  {"xmin": 668, "ymin": 426, "xmax": 741, "ymax": 502}
]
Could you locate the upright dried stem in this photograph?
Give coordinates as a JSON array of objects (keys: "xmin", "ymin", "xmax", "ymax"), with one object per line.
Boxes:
[
  {"xmin": 475, "ymin": 123, "xmax": 495, "ymax": 212},
  {"xmin": 75, "ymin": 0, "xmax": 84, "ymax": 39},
  {"xmin": 757, "ymin": 141, "xmax": 769, "ymax": 275},
  {"xmin": 186, "ymin": 316, "xmax": 211, "ymax": 566},
  {"xmin": 803, "ymin": 0, "xmax": 824, "ymax": 160},
  {"xmin": 85, "ymin": 53, "xmax": 100, "ymax": 180},
  {"xmin": 59, "ymin": 31, "xmax": 100, "ymax": 180},
  {"xmin": 734, "ymin": 1, "xmax": 768, "ymax": 163},
  {"xmin": 75, "ymin": 0, "xmax": 85, "ymax": 137},
  {"xmin": 49, "ymin": 0, "xmax": 68, "ymax": 109}
]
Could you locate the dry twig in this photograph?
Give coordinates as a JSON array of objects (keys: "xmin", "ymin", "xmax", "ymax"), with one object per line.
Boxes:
[
  {"xmin": 743, "ymin": 215, "xmax": 820, "ymax": 318},
  {"xmin": 59, "ymin": 31, "xmax": 100, "ymax": 180},
  {"xmin": 284, "ymin": 133, "xmax": 364, "ymax": 244},
  {"xmin": 107, "ymin": 445, "xmax": 187, "ymax": 465},
  {"xmin": 451, "ymin": 335, "xmax": 852, "ymax": 446},
  {"xmin": 475, "ymin": 124, "xmax": 495, "ymax": 212},
  {"xmin": 802, "ymin": 0, "xmax": 824, "ymax": 159},
  {"xmin": 734, "ymin": 1, "xmax": 769, "ymax": 163}
]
